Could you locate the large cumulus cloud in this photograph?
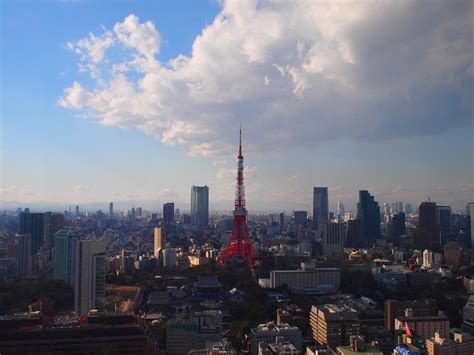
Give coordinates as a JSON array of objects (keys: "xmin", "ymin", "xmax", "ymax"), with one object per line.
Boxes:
[{"xmin": 58, "ymin": 0, "xmax": 473, "ymax": 156}]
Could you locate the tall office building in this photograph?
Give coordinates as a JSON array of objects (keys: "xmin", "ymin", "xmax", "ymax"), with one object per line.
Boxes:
[
  {"xmin": 436, "ymin": 206, "xmax": 452, "ymax": 235},
  {"xmin": 388, "ymin": 212, "xmax": 406, "ymax": 245},
  {"xmin": 109, "ymin": 202, "xmax": 113, "ymax": 217},
  {"xmin": 418, "ymin": 201, "xmax": 438, "ymax": 248},
  {"xmin": 75, "ymin": 205, "xmax": 79, "ymax": 217},
  {"xmin": 321, "ymin": 222, "xmax": 345, "ymax": 256},
  {"xmin": 405, "ymin": 202, "xmax": 413, "ymax": 215},
  {"xmin": 346, "ymin": 219, "xmax": 363, "ymax": 247},
  {"xmin": 16, "ymin": 234, "xmax": 32, "ymax": 277},
  {"xmin": 163, "ymin": 203, "xmax": 175, "ymax": 224},
  {"xmin": 44, "ymin": 212, "xmax": 65, "ymax": 249},
  {"xmin": 74, "ymin": 239, "xmax": 106, "ymax": 316},
  {"xmin": 163, "ymin": 248, "xmax": 177, "ymax": 268},
  {"xmin": 357, "ymin": 191, "xmax": 381, "ymax": 242},
  {"xmin": 337, "ymin": 201, "xmax": 345, "ymax": 220},
  {"xmin": 54, "ymin": 229, "xmax": 81, "ymax": 287},
  {"xmin": 279, "ymin": 213, "xmax": 285, "ymax": 227},
  {"xmin": 391, "ymin": 202, "xmax": 403, "ymax": 214},
  {"xmin": 154, "ymin": 227, "xmax": 166, "ymax": 257},
  {"xmin": 19, "ymin": 212, "xmax": 45, "ymax": 256},
  {"xmin": 293, "ymin": 211, "xmax": 308, "ymax": 228},
  {"xmin": 468, "ymin": 203, "xmax": 474, "ymax": 248},
  {"xmin": 191, "ymin": 186, "xmax": 209, "ymax": 227},
  {"xmin": 313, "ymin": 187, "xmax": 329, "ymax": 230}
]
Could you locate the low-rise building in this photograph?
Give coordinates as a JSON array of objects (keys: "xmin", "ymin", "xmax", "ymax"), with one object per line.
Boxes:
[
  {"xmin": 166, "ymin": 311, "xmax": 223, "ymax": 355},
  {"xmin": 310, "ymin": 304, "xmax": 360, "ymax": 348},
  {"xmin": 425, "ymin": 333, "xmax": 456, "ymax": 355},
  {"xmin": 268, "ymin": 268, "xmax": 340, "ymax": 291},
  {"xmin": 385, "ymin": 299, "xmax": 438, "ymax": 331},
  {"xmin": 336, "ymin": 336, "xmax": 381, "ymax": 354},
  {"xmin": 394, "ymin": 309, "xmax": 449, "ymax": 340},
  {"xmin": 250, "ymin": 322, "xmax": 302, "ymax": 355}
]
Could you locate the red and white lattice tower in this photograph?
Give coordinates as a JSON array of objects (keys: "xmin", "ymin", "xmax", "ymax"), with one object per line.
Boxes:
[{"xmin": 217, "ymin": 128, "xmax": 257, "ymax": 268}]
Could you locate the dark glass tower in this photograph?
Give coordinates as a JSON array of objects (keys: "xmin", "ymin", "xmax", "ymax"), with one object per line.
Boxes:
[
  {"xmin": 163, "ymin": 202, "xmax": 175, "ymax": 224},
  {"xmin": 357, "ymin": 190, "xmax": 381, "ymax": 243},
  {"xmin": 19, "ymin": 212, "xmax": 45, "ymax": 255},
  {"xmin": 313, "ymin": 187, "xmax": 328, "ymax": 230},
  {"xmin": 388, "ymin": 212, "xmax": 406, "ymax": 245},
  {"xmin": 44, "ymin": 212, "xmax": 65, "ymax": 249},
  {"xmin": 417, "ymin": 201, "xmax": 438, "ymax": 249}
]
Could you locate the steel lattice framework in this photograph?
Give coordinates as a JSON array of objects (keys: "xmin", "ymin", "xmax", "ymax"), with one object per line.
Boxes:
[{"xmin": 217, "ymin": 129, "xmax": 257, "ymax": 268}]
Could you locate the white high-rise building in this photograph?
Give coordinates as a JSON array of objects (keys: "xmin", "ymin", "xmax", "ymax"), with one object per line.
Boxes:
[{"xmin": 74, "ymin": 239, "xmax": 107, "ymax": 316}]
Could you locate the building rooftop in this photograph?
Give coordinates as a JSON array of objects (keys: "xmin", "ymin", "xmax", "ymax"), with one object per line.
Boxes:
[
  {"xmin": 251, "ymin": 321, "xmax": 299, "ymax": 333},
  {"xmin": 337, "ymin": 345, "xmax": 381, "ymax": 355}
]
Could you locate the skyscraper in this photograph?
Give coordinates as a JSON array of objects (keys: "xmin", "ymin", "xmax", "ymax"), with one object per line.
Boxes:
[
  {"xmin": 388, "ymin": 212, "xmax": 406, "ymax": 245},
  {"xmin": 293, "ymin": 211, "xmax": 308, "ymax": 228},
  {"xmin": 191, "ymin": 186, "xmax": 209, "ymax": 227},
  {"xmin": 436, "ymin": 206, "xmax": 452, "ymax": 234},
  {"xmin": 163, "ymin": 202, "xmax": 175, "ymax": 224},
  {"xmin": 467, "ymin": 203, "xmax": 474, "ymax": 248},
  {"xmin": 163, "ymin": 248, "xmax": 177, "ymax": 268},
  {"xmin": 337, "ymin": 201, "xmax": 345, "ymax": 220},
  {"xmin": 154, "ymin": 227, "xmax": 166, "ymax": 257},
  {"xmin": 109, "ymin": 202, "xmax": 113, "ymax": 217},
  {"xmin": 75, "ymin": 205, "xmax": 79, "ymax": 217},
  {"xmin": 16, "ymin": 234, "xmax": 32, "ymax": 277},
  {"xmin": 74, "ymin": 239, "xmax": 106, "ymax": 316},
  {"xmin": 346, "ymin": 219, "xmax": 363, "ymax": 247},
  {"xmin": 357, "ymin": 190, "xmax": 381, "ymax": 243},
  {"xmin": 44, "ymin": 212, "xmax": 65, "ymax": 249},
  {"xmin": 321, "ymin": 222, "xmax": 344, "ymax": 257},
  {"xmin": 417, "ymin": 201, "xmax": 438, "ymax": 249},
  {"xmin": 54, "ymin": 229, "xmax": 81, "ymax": 287},
  {"xmin": 19, "ymin": 212, "xmax": 45, "ymax": 256},
  {"xmin": 313, "ymin": 187, "xmax": 328, "ymax": 230}
]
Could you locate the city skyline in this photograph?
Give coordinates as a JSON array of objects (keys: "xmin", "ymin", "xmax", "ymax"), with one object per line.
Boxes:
[{"xmin": 1, "ymin": 0, "xmax": 473, "ymax": 211}]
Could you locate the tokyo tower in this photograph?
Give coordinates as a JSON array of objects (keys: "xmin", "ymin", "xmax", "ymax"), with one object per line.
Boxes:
[{"xmin": 217, "ymin": 128, "xmax": 257, "ymax": 268}]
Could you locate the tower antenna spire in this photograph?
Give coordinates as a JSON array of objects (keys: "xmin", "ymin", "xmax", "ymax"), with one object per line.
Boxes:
[{"xmin": 239, "ymin": 124, "xmax": 242, "ymax": 157}]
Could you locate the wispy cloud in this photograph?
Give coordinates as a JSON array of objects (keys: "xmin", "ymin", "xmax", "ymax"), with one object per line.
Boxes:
[{"xmin": 73, "ymin": 185, "xmax": 90, "ymax": 193}]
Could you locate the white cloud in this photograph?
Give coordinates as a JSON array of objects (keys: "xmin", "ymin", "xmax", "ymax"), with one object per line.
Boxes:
[
  {"xmin": 113, "ymin": 14, "xmax": 161, "ymax": 60},
  {"xmin": 0, "ymin": 186, "xmax": 17, "ymax": 195},
  {"xmin": 73, "ymin": 185, "xmax": 90, "ymax": 192},
  {"xmin": 59, "ymin": 1, "xmax": 473, "ymax": 157},
  {"xmin": 287, "ymin": 175, "xmax": 300, "ymax": 182}
]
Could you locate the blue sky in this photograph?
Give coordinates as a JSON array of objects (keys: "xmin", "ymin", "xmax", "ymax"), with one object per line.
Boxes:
[{"xmin": 1, "ymin": 0, "xmax": 473, "ymax": 212}]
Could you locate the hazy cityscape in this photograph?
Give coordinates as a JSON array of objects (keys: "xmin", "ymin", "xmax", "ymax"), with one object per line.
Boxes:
[{"xmin": 1, "ymin": 1, "xmax": 473, "ymax": 355}]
